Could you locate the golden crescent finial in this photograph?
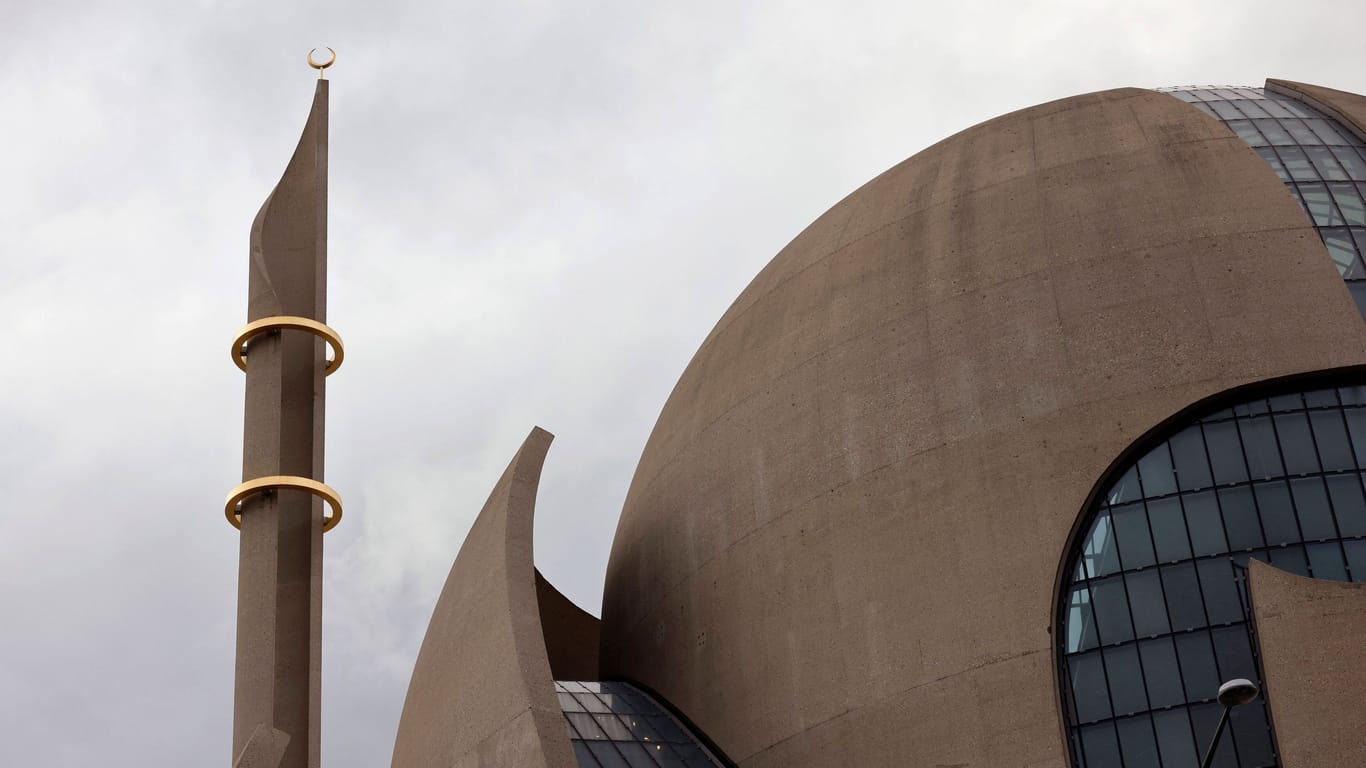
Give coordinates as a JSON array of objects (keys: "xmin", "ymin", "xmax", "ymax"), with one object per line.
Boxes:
[{"xmin": 307, "ymin": 47, "xmax": 336, "ymax": 78}]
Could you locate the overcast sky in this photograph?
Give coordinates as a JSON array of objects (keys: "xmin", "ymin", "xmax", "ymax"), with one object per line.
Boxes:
[{"xmin": 2, "ymin": 0, "xmax": 1364, "ymax": 765}]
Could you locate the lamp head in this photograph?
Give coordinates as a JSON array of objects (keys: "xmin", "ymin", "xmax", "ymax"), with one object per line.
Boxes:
[{"xmin": 1217, "ymin": 678, "xmax": 1260, "ymax": 708}]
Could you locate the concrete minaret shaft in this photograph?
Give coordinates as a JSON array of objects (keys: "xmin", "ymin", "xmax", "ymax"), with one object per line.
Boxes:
[{"xmin": 226, "ymin": 79, "xmax": 340, "ymax": 768}]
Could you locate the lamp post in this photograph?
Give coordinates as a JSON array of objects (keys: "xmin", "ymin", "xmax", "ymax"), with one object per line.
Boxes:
[{"xmin": 1198, "ymin": 678, "xmax": 1260, "ymax": 768}]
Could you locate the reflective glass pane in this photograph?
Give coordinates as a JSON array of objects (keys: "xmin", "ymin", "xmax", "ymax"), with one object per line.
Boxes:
[
  {"xmin": 1184, "ymin": 491, "xmax": 1228, "ymax": 556},
  {"xmin": 1269, "ymin": 544, "xmax": 1309, "ymax": 576},
  {"xmin": 1138, "ymin": 444, "xmax": 1177, "ymax": 497},
  {"xmin": 1116, "ymin": 716, "xmax": 1161, "ymax": 768},
  {"xmin": 1125, "ymin": 570, "xmax": 1169, "ymax": 637},
  {"xmin": 1153, "ymin": 709, "xmax": 1199, "ymax": 767},
  {"xmin": 1082, "ymin": 511, "xmax": 1122, "ymax": 579},
  {"xmin": 1254, "ymin": 147, "xmax": 1290, "ymax": 182},
  {"xmin": 1307, "ymin": 541, "xmax": 1348, "ymax": 580},
  {"xmin": 1254, "ymin": 481, "xmax": 1301, "ymax": 545},
  {"xmin": 1255, "ymin": 118, "xmax": 1294, "ymax": 145},
  {"xmin": 1108, "ymin": 465, "xmax": 1141, "ymax": 505},
  {"xmin": 1290, "ymin": 477, "xmax": 1337, "ymax": 539},
  {"xmin": 1275, "ymin": 412, "xmax": 1320, "ymax": 475},
  {"xmin": 1305, "ymin": 117, "xmax": 1354, "ymax": 145},
  {"xmin": 1175, "ymin": 632, "xmax": 1220, "ymax": 701},
  {"xmin": 1239, "ymin": 417, "xmax": 1283, "ymax": 479},
  {"xmin": 1320, "ymin": 228, "xmax": 1361, "ymax": 276},
  {"xmin": 1298, "ymin": 182, "xmax": 1343, "ymax": 225},
  {"xmin": 1283, "ymin": 118, "xmax": 1321, "ymax": 144},
  {"xmin": 1229, "ymin": 701, "xmax": 1277, "ymax": 767},
  {"xmin": 1171, "ymin": 426, "xmax": 1213, "ymax": 491},
  {"xmin": 1189, "ymin": 703, "xmax": 1240, "ymax": 768},
  {"xmin": 1080, "ymin": 723, "xmax": 1122, "ymax": 768},
  {"xmin": 1138, "ymin": 637, "xmax": 1184, "ymax": 708},
  {"xmin": 1197, "ymin": 557, "xmax": 1243, "ymax": 625},
  {"xmin": 1332, "ymin": 146, "xmax": 1366, "ymax": 180},
  {"xmin": 1345, "ymin": 539, "xmax": 1366, "ymax": 582},
  {"xmin": 1147, "ymin": 497, "xmax": 1191, "ymax": 562},
  {"xmin": 1310, "ymin": 410, "xmax": 1355, "ymax": 470},
  {"xmin": 587, "ymin": 742, "xmax": 630, "ymax": 768},
  {"xmin": 1161, "ymin": 563, "xmax": 1205, "ymax": 631},
  {"xmin": 1219, "ymin": 487, "xmax": 1264, "ymax": 550},
  {"xmin": 1091, "ymin": 576, "xmax": 1134, "ymax": 644},
  {"xmin": 1067, "ymin": 586, "xmax": 1100, "ymax": 653},
  {"xmin": 1276, "ymin": 145, "xmax": 1317, "ymax": 181},
  {"xmin": 1326, "ymin": 474, "xmax": 1366, "ymax": 536},
  {"xmin": 1224, "ymin": 119, "xmax": 1266, "ymax": 146},
  {"xmin": 1307, "ymin": 145, "xmax": 1350, "ymax": 180},
  {"xmin": 1329, "ymin": 182, "xmax": 1366, "ymax": 226},
  {"xmin": 1103, "ymin": 645, "xmax": 1147, "ymax": 716},
  {"xmin": 1210, "ymin": 626, "xmax": 1256, "ymax": 682},
  {"xmin": 1204, "ymin": 422, "xmax": 1248, "ymax": 484},
  {"xmin": 1112, "ymin": 502, "xmax": 1156, "ymax": 570}
]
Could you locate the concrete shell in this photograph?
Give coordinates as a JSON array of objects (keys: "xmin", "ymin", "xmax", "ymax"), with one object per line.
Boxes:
[
  {"xmin": 600, "ymin": 86, "xmax": 1366, "ymax": 765},
  {"xmin": 391, "ymin": 428, "xmax": 577, "ymax": 768},
  {"xmin": 1249, "ymin": 560, "xmax": 1366, "ymax": 768}
]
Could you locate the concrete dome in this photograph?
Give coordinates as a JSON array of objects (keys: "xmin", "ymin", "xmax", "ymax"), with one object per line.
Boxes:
[{"xmin": 599, "ymin": 85, "xmax": 1366, "ymax": 766}]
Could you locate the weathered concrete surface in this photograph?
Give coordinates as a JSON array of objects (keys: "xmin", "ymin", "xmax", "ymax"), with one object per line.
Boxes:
[
  {"xmin": 1268, "ymin": 78, "xmax": 1366, "ymax": 143},
  {"xmin": 391, "ymin": 428, "xmax": 576, "ymax": 768},
  {"xmin": 1249, "ymin": 560, "xmax": 1366, "ymax": 768},
  {"xmin": 235, "ymin": 79, "xmax": 329, "ymax": 768},
  {"xmin": 233, "ymin": 725, "xmax": 290, "ymax": 768},
  {"xmin": 600, "ymin": 86, "xmax": 1366, "ymax": 766},
  {"xmin": 536, "ymin": 569, "xmax": 601, "ymax": 681}
]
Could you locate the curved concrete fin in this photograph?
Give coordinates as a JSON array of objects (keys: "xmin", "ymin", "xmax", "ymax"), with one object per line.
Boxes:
[
  {"xmin": 248, "ymin": 80, "xmax": 328, "ymax": 322},
  {"xmin": 534, "ymin": 569, "xmax": 601, "ymax": 680},
  {"xmin": 1266, "ymin": 78, "xmax": 1366, "ymax": 144},
  {"xmin": 1249, "ymin": 560, "xmax": 1366, "ymax": 767},
  {"xmin": 391, "ymin": 427, "xmax": 576, "ymax": 768}
]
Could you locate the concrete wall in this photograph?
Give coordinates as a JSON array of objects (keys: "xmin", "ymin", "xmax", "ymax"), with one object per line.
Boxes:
[
  {"xmin": 391, "ymin": 428, "xmax": 576, "ymax": 768},
  {"xmin": 1249, "ymin": 561, "xmax": 1366, "ymax": 768},
  {"xmin": 600, "ymin": 86, "xmax": 1366, "ymax": 766}
]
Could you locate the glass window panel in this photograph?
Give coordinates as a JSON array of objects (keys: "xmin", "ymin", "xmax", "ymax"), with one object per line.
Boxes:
[
  {"xmin": 1269, "ymin": 393, "xmax": 1304, "ymax": 412},
  {"xmin": 1224, "ymin": 119, "xmax": 1266, "ymax": 146},
  {"xmin": 1305, "ymin": 388, "xmax": 1339, "ymax": 408},
  {"xmin": 587, "ymin": 742, "xmax": 631, "ymax": 768},
  {"xmin": 1103, "ymin": 645, "xmax": 1147, "ymax": 716},
  {"xmin": 1284, "ymin": 118, "xmax": 1324, "ymax": 145},
  {"xmin": 649, "ymin": 744, "xmax": 689, "ymax": 767},
  {"xmin": 1219, "ymin": 487, "xmax": 1264, "ymax": 550},
  {"xmin": 1310, "ymin": 410, "xmax": 1356, "ymax": 470},
  {"xmin": 1169, "ymin": 90, "xmax": 1201, "ymax": 102},
  {"xmin": 1082, "ymin": 510, "xmax": 1122, "ymax": 579},
  {"xmin": 1209, "ymin": 100, "xmax": 1243, "ymax": 120},
  {"xmin": 1091, "ymin": 576, "xmax": 1134, "ymax": 645},
  {"xmin": 573, "ymin": 741, "xmax": 601, "ymax": 766},
  {"xmin": 1228, "ymin": 100, "xmax": 1269, "ymax": 119},
  {"xmin": 671, "ymin": 743, "xmax": 716, "ymax": 766},
  {"xmin": 1210, "ymin": 626, "xmax": 1256, "ymax": 682},
  {"xmin": 1307, "ymin": 145, "xmax": 1350, "ymax": 180},
  {"xmin": 1147, "ymin": 497, "xmax": 1191, "ymax": 562},
  {"xmin": 1153, "ymin": 709, "xmax": 1199, "ymax": 768},
  {"xmin": 1344, "ymin": 409, "xmax": 1366, "ymax": 467},
  {"xmin": 1229, "ymin": 702, "xmax": 1277, "ymax": 767},
  {"xmin": 1254, "ymin": 481, "xmax": 1301, "ymax": 545},
  {"xmin": 645, "ymin": 715, "xmax": 687, "ymax": 742},
  {"xmin": 1269, "ymin": 544, "xmax": 1309, "ymax": 576},
  {"xmin": 1340, "ymin": 385, "xmax": 1366, "ymax": 405},
  {"xmin": 1258, "ymin": 98, "xmax": 1297, "ymax": 118},
  {"xmin": 578, "ymin": 692, "xmax": 612, "ymax": 713},
  {"xmin": 1289, "ymin": 476, "xmax": 1335, "ymax": 539},
  {"xmin": 1307, "ymin": 541, "xmax": 1349, "ymax": 581},
  {"xmin": 1189, "ymin": 703, "xmax": 1240, "ymax": 768},
  {"xmin": 1234, "ymin": 88, "xmax": 1266, "ymax": 100},
  {"xmin": 1067, "ymin": 586, "xmax": 1099, "ymax": 653},
  {"xmin": 1176, "ymin": 632, "xmax": 1220, "ymax": 701},
  {"xmin": 1112, "ymin": 502, "xmax": 1156, "ymax": 570},
  {"xmin": 1107, "ymin": 465, "xmax": 1141, "ymax": 505},
  {"xmin": 1239, "ymin": 417, "xmax": 1284, "ymax": 479},
  {"xmin": 1161, "ymin": 563, "xmax": 1206, "ymax": 631},
  {"xmin": 1310, "ymin": 118, "xmax": 1356, "ymax": 144},
  {"xmin": 1273, "ymin": 98, "xmax": 1314, "ymax": 118},
  {"xmin": 1299, "ymin": 182, "xmax": 1343, "ymax": 225},
  {"xmin": 1184, "ymin": 491, "xmax": 1228, "ymax": 556},
  {"xmin": 1330, "ymin": 183, "xmax": 1366, "ymax": 226},
  {"xmin": 1332, "ymin": 146, "xmax": 1366, "ymax": 180},
  {"xmin": 1326, "ymin": 474, "xmax": 1366, "ymax": 536},
  {"xmin": 1320, "ymin": 227, "xmax": 1361, "ymax": 276},
  {"xmin": 560, "ymin": 692, "xmax": 587, "ymax": 712},
  {"xmin": 1275, "ymin": 411, "xmax": 1321, "ymax": 475},
  {"xmin": 1116, "ymin": 716, "xmax": 1161, "ymax": 768},
  {"xmin": 614, "ymin": 742, "xmax": 665, "ymax": 768},
  {"xmin": 1138, "ymin": 636, "xmax": 1185, "ymax": 709},
  {"xmin": 1171, "ymin": 426, "xmax": 1213, "ymax": 491},
  {"xmin": 1256, "ymin": 118, "xmax": 1294, "ymax": 145},
  {"xmin": 1197, "ymin": 558, "xmax": 1243, "ymax": 625},
  {"xmin": 1125, "ymin": 570, "xmax": 1170, "ymax": 637},
  {"xmin": 1138, "ymin": 444, "xmax": 1177, "ymax": 497},
  {"xmin": 1191, "ymin": 102, "xmax": 1218, "ymax": 119},
  {"xmin": 1080, "ymin": 723, "xmax": 1122, "ymax": 768},
  {"xmin": 595, "ymin": 713, "xmax": 634, "ymax": 740},
  {"xmin": 569, "ymin": 712, "xmax": 609, "ymax": 739},
  {"xmin": 1277, "ymin": 145, "xmax": 1318, "ymax": 182},
  {"xmin": 1212, "ymin": 89, "xmax": 1241, "ymax": 100},
  {"xmin": 1204, "ymin": 422, "xmax": 1248, "ymax": 484},
  {"xmin": 1345, "ymin": 539, "xmax": 1366, "ymax": 582},
  {"xmin": 1254, "ymin": 146, "xmax": 1290, "ymax": 181}
]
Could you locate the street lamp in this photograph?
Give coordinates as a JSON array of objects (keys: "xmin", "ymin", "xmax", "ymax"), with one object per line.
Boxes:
[{"xmin": 1198, "ymin": 679, "xmax": 1260, "ymax": 768}]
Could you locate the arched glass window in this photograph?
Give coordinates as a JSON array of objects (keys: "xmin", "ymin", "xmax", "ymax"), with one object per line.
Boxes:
[{"xmin": 1059, "ymin": 384, "xmax": 1366, "ymax": 768}]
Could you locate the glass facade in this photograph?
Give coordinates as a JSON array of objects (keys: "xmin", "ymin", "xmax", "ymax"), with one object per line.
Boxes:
[
  {"xmin": 556, "ymin": 680, "xmax": 726, "ymax": 767},
  {"xmin": 1160, "ymin": 86, "xmax": 1366, "ymax": 319},
  {"xmin": 1058, "ymin": 385, "xmax": 1366, "ymax": 768}
]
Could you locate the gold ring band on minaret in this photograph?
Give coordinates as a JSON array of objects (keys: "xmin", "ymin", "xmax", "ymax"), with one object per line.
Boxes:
[
  {"xmin": 232, "ymin": 315, "xmax": 344, "ymax": 375},
  {"xmin": 225, "ymin": 475, "xmax": 343, "ymax": 532}
]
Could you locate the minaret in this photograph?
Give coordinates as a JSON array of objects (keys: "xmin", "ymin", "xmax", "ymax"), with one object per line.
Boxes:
[{"xmin": 224, "ymin": 51, "xmax": 342, "ymax": 768}]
